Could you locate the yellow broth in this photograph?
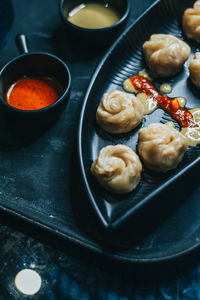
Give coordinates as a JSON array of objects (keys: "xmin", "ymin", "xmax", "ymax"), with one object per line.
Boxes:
[{"xmin": 66, "ymin": 3, "xmax": 120, "ymax": 29}]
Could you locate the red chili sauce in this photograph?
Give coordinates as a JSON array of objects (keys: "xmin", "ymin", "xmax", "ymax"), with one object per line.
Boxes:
[
  {"xmin": 6, "ymin": 76, "xmax": 63, "ymax": 110},
  {"xmin": 129, "ymin": 75, "xmax": 196, "ymax": 128}
]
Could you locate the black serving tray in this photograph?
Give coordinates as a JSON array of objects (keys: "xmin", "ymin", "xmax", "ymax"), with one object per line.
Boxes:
[
  {"xmin": 1, "ymin": 0, "xmax": 200, "ymax": 264},
  {"xmin": 78, "ymin": 0, "xmax": 200, "ymax": 229}
]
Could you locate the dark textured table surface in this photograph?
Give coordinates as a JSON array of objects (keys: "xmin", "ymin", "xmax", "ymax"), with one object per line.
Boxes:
[{"xmin": 1, "ymin": 0, "xmax": 200, "ymax": 299}]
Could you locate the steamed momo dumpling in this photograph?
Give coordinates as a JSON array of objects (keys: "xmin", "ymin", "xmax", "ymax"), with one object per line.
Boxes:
[
  {"xmin": 182, "ymin": 1, "xmax": 200, "ymax": 42},
  {"xmin": 189, "ymin": 52, "xmax": 200, "ymax": 88},
  {"xmin": 96, "ymin": 90, "xmax": 144, "ymax": 134},
  {"xmin": 91, "ymin": 144, "xmax": 142, "ymax": 194},
  {"xmin": 138, "ymin": 123, "xmax": 188, "ymax": 172},
  {"xmin": 143, "ymin": 34, "xmax": 191, "ymax": 77}
]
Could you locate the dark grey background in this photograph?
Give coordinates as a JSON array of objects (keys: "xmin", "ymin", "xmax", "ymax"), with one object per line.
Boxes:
[{"xmin": 1, "ymin": 0, "xmax": 200, "ymax": 299}]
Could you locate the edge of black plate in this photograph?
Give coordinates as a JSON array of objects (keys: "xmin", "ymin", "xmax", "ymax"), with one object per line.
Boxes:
[{"xmin": 78, "ymin": 0, "xmax": 200, "ymax": 230}]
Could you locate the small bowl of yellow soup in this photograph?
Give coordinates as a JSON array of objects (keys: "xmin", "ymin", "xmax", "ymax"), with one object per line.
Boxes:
[{"xmin": 59, "ymin": 0, "xmax": 130, "ymax": 50}]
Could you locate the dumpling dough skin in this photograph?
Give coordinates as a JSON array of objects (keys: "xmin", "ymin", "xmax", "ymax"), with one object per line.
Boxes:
[
  {"xmin": 182, "ymin": 1, "xmax": 200, "ymax": 42},
  {"xmin": 143, "ymin": 34, "xmax": 191, "ymax": 77},
  {"xmin": 96, "ymin": 90, "xmax": 144, "ymax": 134},
  {"xmin": 91, "ymin": 144, "xmax": 142, "ymax": 194},
  {"xmin": 138, "ymin": 123, "xmax": 188, "ymax": 172},
  {"xmin": 189, "ymin": 52, "xmax": 200, "ymax": 88}
]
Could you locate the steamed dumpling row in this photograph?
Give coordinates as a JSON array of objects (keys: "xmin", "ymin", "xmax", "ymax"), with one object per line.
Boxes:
[
  {"xmin": 182, "ymin": 2, "xmax": 200, "ymax": 87},
  {"xmin": 92, "ymin": 17, "xmax": 194, "ymax": 193},
  {"xmin": 91, "ymin": 123, "xmax": 188, "ymax": 193},
  {"xmin": 142, "ymin": 32, "xmax": 200, "ymax": 87},
  {"xmin": 142, "ymin": 1, "xmax": 200, "ymax": 83},
  {"xmin": 93, "ymin": 90, "xmax": 144, "ymax": 193},
  {"xmin": 91, "ymin": 144, "xmax": 142, "ymax": 194},
  {"xmin": 143, "ymin": 34, "xmax": 191, "ymax": 77},
  {"xmin": 96, "ymin": 90, "xmax": 144, "ymax": 134}
]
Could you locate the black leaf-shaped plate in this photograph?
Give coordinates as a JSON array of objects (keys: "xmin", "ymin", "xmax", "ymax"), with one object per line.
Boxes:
[{"xmin": 78, "ymin": 0, "xmax": 200, "ymax": 229}]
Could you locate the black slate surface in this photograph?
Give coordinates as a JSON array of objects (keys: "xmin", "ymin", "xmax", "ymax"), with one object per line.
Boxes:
[
  {"xmin": 0, "ymin": 0, "xmax": 162, "ymax": 260},
  {"xmin": 1, "ymin": 0, "xmax": 200, "ymax": 298}
]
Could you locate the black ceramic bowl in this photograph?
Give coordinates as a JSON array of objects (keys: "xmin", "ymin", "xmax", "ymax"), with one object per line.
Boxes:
[
  {"xmin": 0, "ymin": 35, "xmax": 71, "ymax": 125},
  {"xmin": 59, "ymin": 0, "xmax": 131, "ymax": 49}
]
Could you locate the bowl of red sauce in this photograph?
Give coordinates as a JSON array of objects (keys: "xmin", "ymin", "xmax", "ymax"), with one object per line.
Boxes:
[{"xmin": 0, "ymin": 35, "xmax": 71, "ymax": 124}]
